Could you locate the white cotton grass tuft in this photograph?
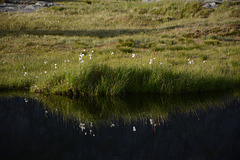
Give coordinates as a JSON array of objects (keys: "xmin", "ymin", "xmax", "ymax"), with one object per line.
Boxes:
[
  {"xmin": 89, "ymin": 53, "xmax": 92, "ymax": 59},
  {"xmin": 149, "ymin": 59, "xmax": 153, "ymax": 65},
  {"xmin": 188, "ymin": 59, "xmax": 194, "ymax": 64}
]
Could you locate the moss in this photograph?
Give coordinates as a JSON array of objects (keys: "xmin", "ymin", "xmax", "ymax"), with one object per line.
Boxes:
[
  {"xmin": 220, "ymin": 1, "xmax": 240, "ymax": 8},
  {"xmin": 166, "ymin": 40, "xmax": 177, "ymax": 45},
  {"xmin": 230, "ymin": 8, "xmax": 240, "ymax": 18},
  {"xmin": 231, "ymin": 61, "xmax": 240, "ymax": 67},
  {"xmin": 52, "ymin": 6, "xmax": 67, "ymax": 12},
  {"xmin": 181, "ymin": 2, "xmax": 203, "ymax": 18},
  {"xmin": 200, "ymin": 55, "xmax": 209, "ymax": 61},
  {"xmin": 118, "ymin": 47, "xmax": 133, "ymax": 53},
  {"xmin": 204, "ymin": 40, "xmax": 221, "ymax": 45},
  {"xmin": 182, "ymin": 33, "xmax": 195, "ymax": 38},
  {"xmin": 138, "ymin": 8, "xmax": 148, "ymax": 14},
  {"xmin": 197, "ymin": 9, "xmax": 215, "ymax": 18}
]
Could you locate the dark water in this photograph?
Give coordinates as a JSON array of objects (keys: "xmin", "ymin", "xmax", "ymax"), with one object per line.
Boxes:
[{"xmin": 0, "ymin": 91, "xmax": 240, "ymax": 160}]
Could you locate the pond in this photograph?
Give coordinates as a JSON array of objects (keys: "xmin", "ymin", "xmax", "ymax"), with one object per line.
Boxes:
[{"xmin": 0, "ymin": 90, "xmax": 240, "ymax": 160}]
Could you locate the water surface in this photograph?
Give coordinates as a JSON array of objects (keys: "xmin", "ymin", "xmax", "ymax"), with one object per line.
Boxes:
[{"xmin": 0, "ymin": 90, "xmax": 240, "ymax": 160}]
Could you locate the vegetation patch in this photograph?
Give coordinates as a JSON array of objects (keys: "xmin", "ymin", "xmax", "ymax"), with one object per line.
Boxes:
[{"xmin": 0, "ymin": 0, "xmax": 239, "ymax": 96}]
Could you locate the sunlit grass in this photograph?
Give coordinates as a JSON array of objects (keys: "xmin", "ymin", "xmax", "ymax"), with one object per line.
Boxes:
[{"xmin": 0, "ymin": 0, "xmax": 240, "ymax": 95}]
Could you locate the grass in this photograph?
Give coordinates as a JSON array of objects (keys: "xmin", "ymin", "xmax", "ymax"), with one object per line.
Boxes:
[{"xmin": 0, "ymin": 0, "xmax": 240, "ymax": 96}]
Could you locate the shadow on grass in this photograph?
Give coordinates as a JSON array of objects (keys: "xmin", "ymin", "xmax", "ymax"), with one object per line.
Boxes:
[{"xmin": 0, "ymin": 25, "xmax": 184, "ymax": 38}]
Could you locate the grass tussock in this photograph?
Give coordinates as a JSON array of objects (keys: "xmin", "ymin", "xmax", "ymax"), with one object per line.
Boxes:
[{"xmin": 0, "ymin": 0, "xmax": 240, "ymax": 96}]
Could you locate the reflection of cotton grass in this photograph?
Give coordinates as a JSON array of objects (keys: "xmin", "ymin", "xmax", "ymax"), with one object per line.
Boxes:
[
  {"xmin": 24, "ymin": 98, "xmax": 28, "ymax": 103},
  {"xmin": 133, "ymin": 126, "xmax": 136, "ymax": 132},
  {"xmin": 149, "ymin": 119, "xmax": 153, "ymax": 125},
  {"xmin": 79, "ymin": 123, "xmax": 86, "ymax": 131}
]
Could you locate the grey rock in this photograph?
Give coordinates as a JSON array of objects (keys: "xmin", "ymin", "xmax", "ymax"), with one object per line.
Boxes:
[
  {"xmin": 0, "ymin": 1, "xmax": 61, "ymax": 13},
  {"xmin": 203, "ymin": 2, "xmax": 221, "ymax": 9},
  {"xmin": 35, "ymin": 1, "xmax": 49, "ymax": 7},
  {"xmin": 24, "ymin": 5, "xmax": 36, "ymax": 10}
]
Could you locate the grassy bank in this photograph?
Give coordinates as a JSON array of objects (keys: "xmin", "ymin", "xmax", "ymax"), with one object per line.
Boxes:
[{"xmin": 0, "ymin": 0, "xmax": 240, "ymax": 96}]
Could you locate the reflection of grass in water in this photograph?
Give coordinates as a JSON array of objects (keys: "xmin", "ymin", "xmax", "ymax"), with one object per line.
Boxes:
[
  {"xmin": 1, "ymin": 89, "xmax": 239, "ymax": 126},
  {"xmin": 30, "ymin": 89, "xmax": 240, "ymax": 125}
]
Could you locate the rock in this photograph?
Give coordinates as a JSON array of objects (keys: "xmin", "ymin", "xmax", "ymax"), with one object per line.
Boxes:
[
  {"xmin": 35, "ymin": 1, "xmax": 49, "ymax": 7},
  {"xmin": 25, "ymin": 4, "xmax": 36, "ymax": 10},
  {"xmin": 0, "ymin": 1, "xmax": 61, "ymax": 13},
  {"xmin": 203, "ymin": 2, "xmax": 222, "ymax": 9}
]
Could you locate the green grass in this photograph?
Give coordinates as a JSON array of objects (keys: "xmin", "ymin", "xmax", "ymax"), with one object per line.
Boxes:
[{"xmin": 0, "ymin": 0, "xmax": 240, "ymax": 96}]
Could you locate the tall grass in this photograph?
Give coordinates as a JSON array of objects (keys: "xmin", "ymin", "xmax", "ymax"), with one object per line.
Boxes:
[{"xmin": 30, "ymin": 63, "xmax": 239, "ymax": 96}]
